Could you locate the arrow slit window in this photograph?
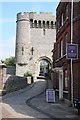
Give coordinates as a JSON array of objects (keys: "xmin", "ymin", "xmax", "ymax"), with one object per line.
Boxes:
[{"xmin": 31, "ymin": 47, "xmax": 34, "ymax": 55}]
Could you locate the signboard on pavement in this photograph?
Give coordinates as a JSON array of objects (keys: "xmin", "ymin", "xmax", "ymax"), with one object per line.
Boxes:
[
  {"xmin": 46, "ymin": 89, "xmax": 55, "ymax": 103},
  {"xmin": 66, "ymin": 43, "xmax": 78, "ymax": 60}
]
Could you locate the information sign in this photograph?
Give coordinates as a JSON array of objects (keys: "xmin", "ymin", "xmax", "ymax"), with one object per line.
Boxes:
[
  {"xmin": 66, "ymin": 43, "xmax": 78, "ymax": 59},
  {"xmin": 46, "ymin": 89, "xmax": 55, "ymax": 103}
]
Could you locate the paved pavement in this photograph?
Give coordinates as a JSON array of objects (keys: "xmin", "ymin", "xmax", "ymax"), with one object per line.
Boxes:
[
  {"xmin": 28, "ymin": 80, "xmax": 80, "ymax": 119},
  {"xmin": 1, "ymin": 79, "xmax": 80, "ymax": 119}
]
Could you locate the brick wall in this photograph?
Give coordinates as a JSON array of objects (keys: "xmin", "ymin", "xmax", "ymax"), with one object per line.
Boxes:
[{"xmin": 52, "ymin": 2, "xmax": 80, "ymax": 100}]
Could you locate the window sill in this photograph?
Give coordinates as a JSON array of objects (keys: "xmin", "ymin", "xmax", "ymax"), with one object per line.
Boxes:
[
  {"xmin": 56, "ymin": 17, "xmax": 69, "ymax": 34},
  {"xmin": 56, "ymin": 54, "xmax": 66, "ymax": 62}
]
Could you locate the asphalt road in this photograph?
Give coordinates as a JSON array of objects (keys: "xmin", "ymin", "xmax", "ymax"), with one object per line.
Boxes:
[
  {"xmin": 1, "ymin": 79, "xmax": 80, "ymax": 120},
  {"xmin": 1, "ymin": 79, "xmax": 49, "ymax": 119}
]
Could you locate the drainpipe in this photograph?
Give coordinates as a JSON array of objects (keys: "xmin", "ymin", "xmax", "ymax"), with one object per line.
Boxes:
[{"xmin": 71, "ymin": 0, "xmax": 74, "ymax": 106}]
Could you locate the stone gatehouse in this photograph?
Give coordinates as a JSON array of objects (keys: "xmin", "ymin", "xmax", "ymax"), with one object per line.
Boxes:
[{"xmin": 15, "ymin": 12, "xmax": 56, "ymax": 79}]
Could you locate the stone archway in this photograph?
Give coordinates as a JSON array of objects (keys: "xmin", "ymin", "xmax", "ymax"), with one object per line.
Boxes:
[{"xmin": 35, "ymin": 56, "xmax": 52, "ymax": 78}]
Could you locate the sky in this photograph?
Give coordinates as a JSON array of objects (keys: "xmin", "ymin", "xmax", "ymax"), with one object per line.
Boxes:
[{"xmin": 0, "ymin": 1, "xmax": 60, "ymax": 61}]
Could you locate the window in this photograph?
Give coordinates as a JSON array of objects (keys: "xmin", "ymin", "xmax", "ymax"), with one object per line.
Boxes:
[
  {"xmin": 60, "ymin": 17, "xmax": 61, "ymax": 28},
  {"xmin": 51, "ymin": 21, "xmax": 53, "ymax": 29},
  {"xmin": 38, "ymin": 20, "xmax": 41, "ymax": 28},
  {"xmin": 34, "ymin": 20, "xmax": 37, "ymax": 28},
  {"xmin": 56, "ymin": 21, "xmax": 58, "ymax": 31},
  {"xmin": 31, "ymin": 47, "xmax": 34, "ymax": 55},
  {"xmin": 61, "ymin": 13, "xmax": 63, "ymax": 26},
  {"xmin": 60, "ymin": 39, "xmax": 63, "ymax": 57},
  {"xmin": 30, "ymin": 19, "xmax": 33, "ymax": 28},
  {"xmin": 64, "ymin": 70, "xmax": 68, "ymax": 91},
  {"xmin": 65, "ymin": 33, "xmax": 68, "ymax": 42},
  {"xmin": 65, "ymin": 33, "xmax": 68, "ymax": 55},
  {"xmin": 65, "ymin": 4, "xmax": 68, "ymax": 19},
  {"xmin": 47, "ymin": 21, "xmax": 49, "ymax": 28},
  {"xmin": 22, "ymin": 46, "xmax": 24, "ymax": 55},
  {"xmin": 57, "ymin": 20, "xmax": 60, "ymax": 31},
  {"xmin": 63, "ymin": 33, "xmax": 68, "ymax": 55},
  {"xmin": 43, "ymin": 21, "xmax": 45, "ymax": 28},
  {"xmin": 43, "ymin": 28, "xmax": 45, "ymax": 35},
  {"xmin": 57, "ymin": 43, "xmax": 60, "ymax": 59}
]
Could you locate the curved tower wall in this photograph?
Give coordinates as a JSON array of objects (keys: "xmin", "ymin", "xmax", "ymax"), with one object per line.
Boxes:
[{"xmin": 16, "ymin": 12, "xmax": 31, "ymax": 75}]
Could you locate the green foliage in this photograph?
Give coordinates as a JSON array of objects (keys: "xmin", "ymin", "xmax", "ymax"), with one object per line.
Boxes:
[
  {"xmin": 3, "ymin": 56, "xmax": 15, "ymax": 66},
  {"xmin": 24, "ymin": 72, "xmax": 32, "ymax": 77}
]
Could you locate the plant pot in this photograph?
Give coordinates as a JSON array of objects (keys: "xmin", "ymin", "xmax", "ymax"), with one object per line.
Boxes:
[{"xmin": 27, "ymin": 76, "xmax": 32, "ymax": 84}]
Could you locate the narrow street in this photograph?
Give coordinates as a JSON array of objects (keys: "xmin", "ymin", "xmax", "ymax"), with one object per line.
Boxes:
[
  {"xmin": 1, "ymin": 79, "xmax": 49, "ymax": 119},
  {"xmin": 1, "ymin": 79, "xmax": 80, "ymax": 120}
]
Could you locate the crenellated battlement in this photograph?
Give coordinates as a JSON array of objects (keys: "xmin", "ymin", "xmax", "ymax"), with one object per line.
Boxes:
[
  {"xmin": 17, "ymin": 12, "xmax": 55, "ymax": 23},
  {"xmin": 17, "ymin": 12, "xmax": 30, "ymax": 21},
  {"xmin": 17, "ymin": 12, "xmax": 53, "ymax": 16},
  {"xmin": 17, "ymin": 12, "xmax": 56, "ymax": 28}
]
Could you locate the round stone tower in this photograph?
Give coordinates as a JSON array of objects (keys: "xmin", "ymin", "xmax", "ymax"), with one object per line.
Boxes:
[{"xmin": 16, "ymin": 12, "xmax": 31, "ymax": 76}]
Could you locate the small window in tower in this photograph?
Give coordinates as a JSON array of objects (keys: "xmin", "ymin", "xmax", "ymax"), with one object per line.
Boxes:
[
  {"xmin": 31, "ymin": 47, "xmax": 34, "ymax": 55},
  {"xmin": 43, "ymin": 21, "xmax": 45, "ymax": 28},
  {"xmin": 34, "ymin": 20, "xmax": 37, "ymax": 28},
  {"xmin": 51, "ymin": 21, "xmax": 53, "ymax": 29},
  {"xmin": 30, "ymin": 19, "xmax": 33, "ymax": 28},
  {"xmin": 47, "ymin": 21, "xmax": 49, "ymax": 29},
  {"xmin": 43, "ymin": 28, "xmax": 45, "ymax": 35},
  {"xmin": 22, "ymin": 46, "xmax": 24, "ymax": 55},
  {"xmin": 38, "ymin": 20, "xmax": 41, "ymax": 28}
]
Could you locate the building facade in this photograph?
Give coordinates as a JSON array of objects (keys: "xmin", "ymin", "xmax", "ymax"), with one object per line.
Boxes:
[
  {"xmin": 15, "ymin": 12, "xmax": 56, "ymax": 79},
  {"xmin": 52, "ymin": 2, "xmax": 80, "ymax": 101}
]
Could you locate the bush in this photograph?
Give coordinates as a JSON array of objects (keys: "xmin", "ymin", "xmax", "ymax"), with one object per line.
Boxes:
[
  {"xmin": 2, "ymin": 56, "xmax": 15, "ymax": 66},
  {"xmin": 24, "ymin": 72, "xmax": 32, "ymax": 77}
]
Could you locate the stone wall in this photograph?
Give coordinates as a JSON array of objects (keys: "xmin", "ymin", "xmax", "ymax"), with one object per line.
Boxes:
[
  {"xmin": 2, "ymin": 75, "xmax": 28, "ymax": 95},
  {"xmin": 7, "ymin": 66, "xmax": 16, "ymax": 75}
]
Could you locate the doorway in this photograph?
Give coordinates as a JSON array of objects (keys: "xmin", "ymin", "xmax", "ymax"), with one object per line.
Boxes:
[{"xmin": 36, "ymin": 57, "xmax": 52, "ymax": 78}]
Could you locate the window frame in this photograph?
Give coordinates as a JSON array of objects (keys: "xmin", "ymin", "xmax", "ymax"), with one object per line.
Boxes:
[
  {"xmin": 60, "ymin": 39, "xmax": 63, "ymax": 58},
  {"xmin": 65, "ymin": 4, "xmax": 69, "ymax": 19}
]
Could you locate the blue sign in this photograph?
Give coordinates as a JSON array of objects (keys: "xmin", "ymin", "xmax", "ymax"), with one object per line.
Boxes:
[
  {"xmin": 46, "ymin": 89, "xmax": 55, "ymax": 103},
  {"xmin": 66, "ymin": 43, "xmax": 78, "ymax": 59}
]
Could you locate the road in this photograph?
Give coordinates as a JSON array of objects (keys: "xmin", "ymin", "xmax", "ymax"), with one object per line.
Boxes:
[
  {"xmin": 1, "ymin": 79, "xmax": 49, "ymax": 119},
  {"xmin": 1, "ymin": 79, "xmax": 80, "ymax": 120}
]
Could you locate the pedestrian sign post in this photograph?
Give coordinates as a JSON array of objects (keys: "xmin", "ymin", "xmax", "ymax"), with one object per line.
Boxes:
[
  {"xmin": 46, "ymin": 89, "xmax": 55, "ymax": 103},
  {"xmin": 66, "ymin": 43, "xmax": 78, "ymax": 60}
]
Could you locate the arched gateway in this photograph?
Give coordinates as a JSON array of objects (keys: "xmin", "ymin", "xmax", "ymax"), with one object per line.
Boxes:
[
  {"xmin": 15, "ymin": 12, "xmax": 56, "ymax": 80},
  {"xmin": 35, "ymin": 56, "xmax": 52, "ymax": 78}
]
